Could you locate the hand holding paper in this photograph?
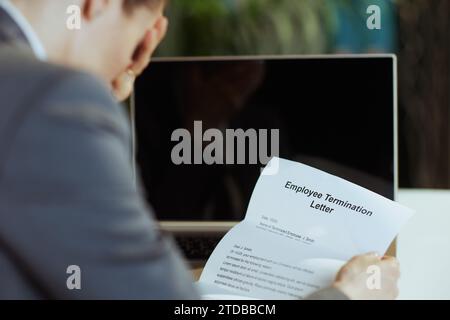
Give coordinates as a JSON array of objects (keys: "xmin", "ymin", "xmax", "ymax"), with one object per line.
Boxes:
[{"xmin": 197, "ymin": 157, "xmax": 414, "ymax": 300}]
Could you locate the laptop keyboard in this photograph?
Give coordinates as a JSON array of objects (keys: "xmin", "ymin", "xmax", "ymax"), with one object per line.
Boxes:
[{"xmin": 175, "ymin": 234, "xmax": 223, "ymax": 263}]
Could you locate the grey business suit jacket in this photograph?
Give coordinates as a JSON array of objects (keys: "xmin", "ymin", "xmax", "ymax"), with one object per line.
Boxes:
[
  {"xmin": 0, "ymin": 7, "xmax": 347, "ymax": 300},
  {"xmin": 0, "ymin": 6, "xmax": 199, "ymax": 298},
  {"xmin": 0, "ymin": 47, "xmax": 200, "ymax": 299}
]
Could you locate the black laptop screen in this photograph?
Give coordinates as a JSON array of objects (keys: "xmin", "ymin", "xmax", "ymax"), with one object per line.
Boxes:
[{"xmin": 134, "ymin": 56, "xmax": 395, "ymax": 221}]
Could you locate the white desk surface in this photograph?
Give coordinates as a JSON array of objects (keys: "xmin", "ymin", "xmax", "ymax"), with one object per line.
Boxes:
[{"xmin": 397, "ymin": 189, "xmax": 450, "ymax": 300}]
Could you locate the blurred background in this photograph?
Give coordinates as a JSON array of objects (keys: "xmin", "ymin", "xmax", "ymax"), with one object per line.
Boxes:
[{"xmin": 154, "ymin": 0, "xmax": 449, "ymax": 190}]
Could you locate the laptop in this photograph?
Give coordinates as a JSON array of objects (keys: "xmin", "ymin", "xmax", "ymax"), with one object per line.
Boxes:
[{"xmin": 133, "ymin": 55, "xmax": 397, "ymax": 266}]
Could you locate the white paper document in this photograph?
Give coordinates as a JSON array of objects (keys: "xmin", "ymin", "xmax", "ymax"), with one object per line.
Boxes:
[{"xmin": 197, "ymin": 157, "xmax": 414, "ymax": 300}]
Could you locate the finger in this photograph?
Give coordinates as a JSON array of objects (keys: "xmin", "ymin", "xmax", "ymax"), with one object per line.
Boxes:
[
  {"xmin": 366, "ymin": 252, "xmax": 381, "ymax": 258},
  {"xmin": 153, "ymin": 16, "xmax": 169, "ymax": 51},
  {"xmin": 350, "ymin": 252, "xmax": 380, "ymax": 264},
  {"xmin": 380, "ymin": 257, "xmax": 400, "ymax": 276},
  {"xmin": 130, "ymin": 16, "xmax": 169, "ymax": 75},
  {"xmin": 147, "ymin": 16, "xmax": 168, "ymax": 55},
  {"xmin": 380, "ymin": 257, "xmax": 400, "ymax": 274},
  {"xmin": 130, "ymin": 31, "xmax": 153, "ymax": 75},
  {"xmin": 112, "ymin": 69, "xmax": 135, "ymax": 102},
  {"xmin": 381, "ymin": 256, "xmax": 399, "ymax": 266}
]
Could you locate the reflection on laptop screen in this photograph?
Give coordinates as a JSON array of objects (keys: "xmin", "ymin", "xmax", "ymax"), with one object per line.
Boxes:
[{"xmin": 134, "ymin": 56, "xmax": 396, "ymax": 224}]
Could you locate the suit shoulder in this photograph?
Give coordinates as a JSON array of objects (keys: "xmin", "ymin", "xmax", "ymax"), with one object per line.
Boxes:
[
  {"xmin": 40, "ymin": 69, "xmax": 130, "ymax": 138},
  {"xmin": 0, "ymin": 49, "xmax": 121, "ymax": 114},
  {"xmin": 0, "ymin": 53, "xmax": 129, "ymax": 137}
]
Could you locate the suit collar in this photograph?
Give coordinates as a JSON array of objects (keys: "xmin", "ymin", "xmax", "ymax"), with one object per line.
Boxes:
[{"xmin": 0, "ymin": 1, "xmax": 46, "ymax": 60}]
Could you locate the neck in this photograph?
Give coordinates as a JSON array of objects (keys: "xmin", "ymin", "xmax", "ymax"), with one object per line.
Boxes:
[{"xmin": 11, "ymin": 0, "xmax": 72, "ymax": 64}]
